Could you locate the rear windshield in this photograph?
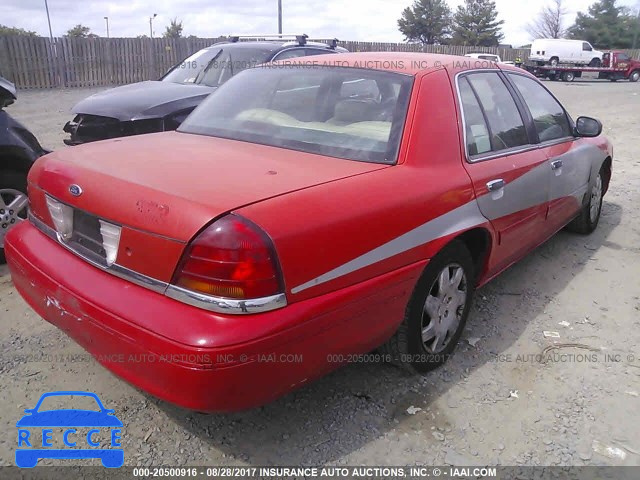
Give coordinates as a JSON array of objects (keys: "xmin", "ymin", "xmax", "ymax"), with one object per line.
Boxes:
[
  {"xmin": 178, "ymin": 66, "xmax": 413, "ymax": 164},
  {"xmin": 162, "ymin": 46, "xmax": 276, "ymax": 87}
]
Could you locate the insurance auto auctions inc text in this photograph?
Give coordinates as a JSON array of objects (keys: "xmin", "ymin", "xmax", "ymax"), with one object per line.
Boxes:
[{"xmin": 206, "ymin": 466, "xmax": 498, "ymax": 478}]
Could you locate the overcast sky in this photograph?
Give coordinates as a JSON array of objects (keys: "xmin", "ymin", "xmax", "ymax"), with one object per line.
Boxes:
[{"xmin": 3, "ymin": 0, "xmax": 640, "ymax": 47}]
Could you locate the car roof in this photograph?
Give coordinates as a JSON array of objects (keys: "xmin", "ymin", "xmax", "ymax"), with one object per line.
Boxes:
[
  {"xmin": 206, "ymin": 41, "xmax": 338, "ymax": 53},
  {"xmin": 204, "ymin": 42, "xmax": 283, "ymax": 53},
  {"xmin": 275, "ymin": 51, "xmax": 504, "ymax": 76}
]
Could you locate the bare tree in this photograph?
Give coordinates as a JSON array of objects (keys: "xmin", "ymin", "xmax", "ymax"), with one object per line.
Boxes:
[{"xmin": 526, "ymin": 0, "xmax": 567, "ymax": 39}]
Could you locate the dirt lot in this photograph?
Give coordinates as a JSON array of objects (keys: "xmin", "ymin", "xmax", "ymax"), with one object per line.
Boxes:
[{"xmin": 1, "ymin": 78, "xmax": 639, "ymax": 468}]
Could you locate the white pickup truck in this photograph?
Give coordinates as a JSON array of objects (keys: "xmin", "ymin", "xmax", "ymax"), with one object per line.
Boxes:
[{"xmin": 464, "ymin": 53, "xmax": 515, "ymax": 65}]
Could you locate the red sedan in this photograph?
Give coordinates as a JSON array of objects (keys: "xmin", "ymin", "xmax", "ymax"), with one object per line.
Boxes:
[{"xmin": 6, "ymin": 53, "xmax": 612, "ymax": 412}]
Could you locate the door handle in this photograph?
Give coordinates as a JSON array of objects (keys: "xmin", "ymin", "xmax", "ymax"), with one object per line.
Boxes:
[
  {"xmin": 551, "ymin": 159, "xmax": 563, "ymax": 170},
  {"xmin": 486, "ymin": 179, "xmax": 505, "ymax": 192}
]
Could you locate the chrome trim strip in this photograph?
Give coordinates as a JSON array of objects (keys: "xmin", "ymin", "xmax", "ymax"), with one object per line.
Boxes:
[
  {"xmin": 165, "ymin": 285, "xmax": 287, "ymax": 315},
  {"xmin": 29, "ymin": 211, "xmax": 286, "ymax": 314},
  {"xmin": 29, "ymin": 212, "xmax": 168, "ymax": 294}
]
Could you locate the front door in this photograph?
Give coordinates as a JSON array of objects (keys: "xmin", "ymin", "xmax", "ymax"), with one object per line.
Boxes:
[
  {"xmin": 506, "ymin": 73, "xmax": 592, "ymax": 231},
  {"xmin": 457, "ymin": 71, "xmax": 550, "ymax": 272}
]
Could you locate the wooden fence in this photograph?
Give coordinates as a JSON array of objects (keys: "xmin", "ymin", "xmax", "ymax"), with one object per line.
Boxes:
[{"xmin": 0, "ymin": 35, "xmax": 638, "ymax": 89}]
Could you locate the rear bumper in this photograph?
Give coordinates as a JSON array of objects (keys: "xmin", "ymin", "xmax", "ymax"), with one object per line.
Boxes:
[{"xmin": 6, "ymin": 222, "xmax": 422, "ymax": 412}]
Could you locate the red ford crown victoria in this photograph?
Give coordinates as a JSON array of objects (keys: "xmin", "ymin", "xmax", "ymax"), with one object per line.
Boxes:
[{"xmin": 6, "ymin": 53, "xmax": 612, "ymax": 412}]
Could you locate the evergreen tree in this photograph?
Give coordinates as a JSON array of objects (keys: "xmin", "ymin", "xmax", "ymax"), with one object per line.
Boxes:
[
  {"xmin": 163, "ymin": 18, "xmax": 184, "ymax": 39},
  {"xmin": 398, "ymin": 0, "xmax": 452, "ymax": 45},
  {"xmin": 452, "ymin": 0, "xmax": 504, "ymax": 46},
  {"xmin": 568, "ymin": 0, "xmax": 635, "ymax": 48}
]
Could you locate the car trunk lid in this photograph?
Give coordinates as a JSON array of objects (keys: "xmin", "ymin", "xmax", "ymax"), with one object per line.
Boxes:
[{"xmin": 28, "ymin": 131, "xmax": 388, "ymax": 282}]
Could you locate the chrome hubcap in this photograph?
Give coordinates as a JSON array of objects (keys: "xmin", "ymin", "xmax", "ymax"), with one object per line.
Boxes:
[
  {"xmin": 0, "ymin": 189, "xmax": 28, "ymax": 248},
  {"xmin": 421, "ymin": 263, "xmax": 468, "ymax": 354},
  {"xmin": 589, "ymin": 174, "xmax": 602, "ymax": 224}
]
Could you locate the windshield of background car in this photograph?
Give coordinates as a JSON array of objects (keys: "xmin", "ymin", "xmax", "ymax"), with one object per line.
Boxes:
[
  {"xmin": 162, "ymin": 48, "xmax": 221, "ymax": 84},
  {"xmin": 178, "ymin": 66, "xmax": 413, "ymax": 164},
  {"xmin": 162, "ymin": 45, "xmax": 278, "ymax": 86}
]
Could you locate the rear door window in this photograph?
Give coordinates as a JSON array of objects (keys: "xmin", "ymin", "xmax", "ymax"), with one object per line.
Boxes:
[
  {"xmin": 272, "ymin": 48, "xmax": 308, "ymax": 61},
  {"xmin": 464, "ymin": 72, "xmax": 529, "ymax": 153},
  {"xmin": 459, "ymin": 77, "xmax": 491, "ymax": 156}
]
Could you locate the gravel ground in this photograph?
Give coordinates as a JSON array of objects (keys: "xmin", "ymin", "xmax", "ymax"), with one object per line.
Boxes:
[{"xmin": 1, "ymin": 77, "xmax": 639, "ymax": 468}]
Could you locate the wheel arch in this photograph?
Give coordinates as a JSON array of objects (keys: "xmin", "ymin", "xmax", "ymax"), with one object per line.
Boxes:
[
  {"xmin": 0, "ymin": 146, "xmax": 36, "ymax": 175},
  {"xmin": 450, "ymin": 227, "xmax": 492, "ymax": 284},
  {"xmin": 601, "ymin": 156, "xmax": 612, "ymax": 194}
]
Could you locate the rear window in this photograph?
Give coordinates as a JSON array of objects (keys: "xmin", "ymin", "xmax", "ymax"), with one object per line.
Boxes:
[
  {"xmin": 179, "ymin": 66, "xmax": 413, "ymax": 164},
  {"xmin": 162, "ymin": 46, "xmax": 276, "ymax": 86}
]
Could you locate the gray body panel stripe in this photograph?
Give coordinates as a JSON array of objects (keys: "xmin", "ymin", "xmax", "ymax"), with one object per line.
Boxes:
[
  {"xmin": 290, "ymin": 200, "xmax": 487, "ymax": 294},
  {"xmin": 291, "ymin": 142, "xmax": 604, "ymax": 295}
]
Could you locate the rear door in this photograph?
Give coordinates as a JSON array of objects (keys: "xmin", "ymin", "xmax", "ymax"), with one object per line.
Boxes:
[
  {"xmin": 457, "ymin": 71, "xmax": 551, "ymax": 272},
  {"xmin": 506, "ymin": 72, "xmax": 591, "ymax": 231}
]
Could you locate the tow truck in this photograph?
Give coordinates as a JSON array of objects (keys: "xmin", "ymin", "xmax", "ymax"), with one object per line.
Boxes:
[{"xmin": 523, "ymin": 50, "xmax": 640, "ymax": 83}]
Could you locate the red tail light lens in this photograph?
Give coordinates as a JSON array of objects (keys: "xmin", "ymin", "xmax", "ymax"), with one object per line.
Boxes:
[{"xmin": 172, "ymin": 215, "xmax": 284, "ymax": 300}]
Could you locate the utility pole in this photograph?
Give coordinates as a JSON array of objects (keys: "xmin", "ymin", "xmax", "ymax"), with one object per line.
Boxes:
[
  {"xmin": 150, "ymin": 13, "xmax": 157, "ymax": 38},
  {"xmin": 278, "ymin": 0, "xmax": 282, "ymax": 34},
  {"xmin": 104, "ymin": 16, "xmax": 110, "ymax": 38},
  {"xmin": 633, "ymin": 8, "xmax": 640, "ymax": 50},
  {"xmin": 44, "ymin": 0, "xmax": 54, "ymax": 44}
]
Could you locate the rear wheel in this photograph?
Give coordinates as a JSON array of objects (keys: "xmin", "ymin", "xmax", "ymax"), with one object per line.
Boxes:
[
  {"xmin": 380, "ymin": 240, "xmax": 475, "ymax": 373},
  {"xmin": 562, "ymin": 71, "xmax": 575, "ymax": 82},
  {"xmin": 567, "ymin": 168, "xmax": 604, "ymax": 234},
  {"xmin": 630, "ymin": 70, "xmax": 640, "ymax": 83},
  {"xmin": 0, "ymin": 170, "xmax": 29, "ymax": 264},
  {"xmin": 589, "ymin": 58, "xmax": 601, "ymax": 67},
  {"xmin": 549, "ymin": 56, "xmax": 559, "ymax": 67}
]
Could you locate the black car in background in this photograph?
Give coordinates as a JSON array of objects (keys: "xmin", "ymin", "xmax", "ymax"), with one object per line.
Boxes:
[
  {"xmin": 0, "ymin": 76, "xmax": 49, "ymax": 263},
  {"xmin": 63, "ymin": 35, "xmax": 347, "ymax": 145}
]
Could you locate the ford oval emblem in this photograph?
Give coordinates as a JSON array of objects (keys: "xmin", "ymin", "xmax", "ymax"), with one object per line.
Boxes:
[{"xmin": 69, "ymin": 184, "xmax": 83, "ymax": 197}]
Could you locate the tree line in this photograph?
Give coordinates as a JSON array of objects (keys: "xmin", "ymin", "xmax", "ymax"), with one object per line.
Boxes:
[
  {"xmin": 399, "ymin": 0, "xmax": 640, "ymax": 48},
  {"xmin": 2, "ymin": 0, "xmax": 639, "ymax": 49},
  {"xmin": 0, "ymin": 18, "xmax": 185, "ymax": 39}
]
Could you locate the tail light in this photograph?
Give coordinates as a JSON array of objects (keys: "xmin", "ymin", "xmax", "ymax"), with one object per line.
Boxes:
[{"xmin": 171, "ymin": 214, "xmax": 284, "ymax": 300}]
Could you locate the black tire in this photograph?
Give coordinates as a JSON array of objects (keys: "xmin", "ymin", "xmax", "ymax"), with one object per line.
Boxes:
[
  {"xmin": 566, "ymin": 168, "xmax": 604, "ymax": 234},
  {"xmin": 549, "ymin": 57, "xmax": 559, "ymax": 66},
  {"xmin": 630, "ymin": 70, "xmax": 640, "ymax": 83},
  {"xmin": 0, "ymin": 170, "xmax": 29, "ymax": 264},
  {"xmin": 589, "ymin": 58, "xmax": 601, "ymax": 67},
  {"xmin": 562, "ymin": 71, "xmax": 575, "ymax": 82},
  {"xmin": 380, "ymin": 240, "xmax": 475, "ymax": 373}
]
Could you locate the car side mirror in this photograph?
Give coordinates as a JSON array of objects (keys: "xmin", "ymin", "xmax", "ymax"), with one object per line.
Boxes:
[{"xmin": 575, "ymin": 116, "xmax": 602, "ymax": 137}]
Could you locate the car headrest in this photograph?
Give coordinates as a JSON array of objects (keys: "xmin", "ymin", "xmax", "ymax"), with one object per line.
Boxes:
[{"xmin": 332, "ymin": 99, "xmax": 377, "ymax": 124}]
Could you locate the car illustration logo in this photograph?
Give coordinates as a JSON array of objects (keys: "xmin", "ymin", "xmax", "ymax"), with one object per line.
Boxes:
[
  {"xmin": 69, "ymin": 184, "xmax": 83, "ymax": 196},
  {"xmin": 15, "ymin": 391, "xmax": 124, "ymax": 468}
]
